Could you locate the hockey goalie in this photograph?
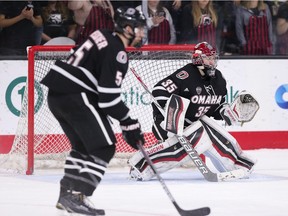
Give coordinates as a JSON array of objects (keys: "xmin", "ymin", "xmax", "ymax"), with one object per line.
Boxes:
[{"xmin": 128, "ymin": 42, "xmax": 259, "ymax": 181}]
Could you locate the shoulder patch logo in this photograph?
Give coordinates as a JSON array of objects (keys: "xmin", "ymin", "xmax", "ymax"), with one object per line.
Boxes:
[
  {"xmin": 176, "ymin": 70, "xmax": 189, "ymax": 79},
  {"xmin": 116, "ymin": 51, "xmax": 128, "ymax": 64},
  {"xmin": 196, "ymin": 87, "xmax": 202, "ymax": 95}
]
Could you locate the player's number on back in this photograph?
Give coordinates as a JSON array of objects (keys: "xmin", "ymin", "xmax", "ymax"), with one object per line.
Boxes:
[
  {"xmin": 67, "ymin": 41, "xmax": 93, "ymax": 66},
  {"xmin": 161, "ymin": 79, "xmax": 177, "ymax": 93}
]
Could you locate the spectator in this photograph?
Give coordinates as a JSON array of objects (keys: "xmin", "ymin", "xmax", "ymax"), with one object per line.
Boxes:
[
  {"xmin": 0, "ymin": 1, "xmax": 43, "ymax": 56},
  {"xmin": 162, "ymin": 0, "xmax": 185, "ymax": 41},
  {"xmin": 217, "ymin": 0, "xmax": 241, "ymax": 55},
  {"xmin": 163, "ymin": 0, "xmax": 182, "ymax": 11},
  {"xmin": 265, "ymin": 0, "xmax": 282, "ymax": 27},
  {"xmin": 179, "ymin": 0, "xmax": 218, "ymax": 48},
  {"xmin": 276, "ymin": 0, "xmax": 288, "ymax": 54},
  {"xmin": 136, "ymin": 0, "xmax": 176, "ymax": 44},
  {"xmin": 40, "ymin": 0, "xmax": 76, "ymax": 44},
  {"xmin": 68, "ymin": 0, "xmax": 114, "ymax": 45},
  {"xmin": 235, "ymin": 0, "xmax": 274, "ymax": 55}
]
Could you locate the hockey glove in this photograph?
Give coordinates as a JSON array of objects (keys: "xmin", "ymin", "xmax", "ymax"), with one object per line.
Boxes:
[
  {"xmin": 220, "ymin": 91, "xmax": 259, "ymax": 126},
  {"xmin": 120, "ymin": 118, "xmax": 144, "ymax": 150}
]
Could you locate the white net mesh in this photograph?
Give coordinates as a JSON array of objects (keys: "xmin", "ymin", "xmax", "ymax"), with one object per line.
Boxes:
[{"xmin": 0, "ymin": 45, "xmax": 194, "ymax": 174}]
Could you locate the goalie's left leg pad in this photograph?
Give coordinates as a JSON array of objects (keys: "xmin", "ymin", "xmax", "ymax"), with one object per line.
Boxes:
[{"xmin": 200, "ymin": 116, "xmax": 256, "ymax": 173}]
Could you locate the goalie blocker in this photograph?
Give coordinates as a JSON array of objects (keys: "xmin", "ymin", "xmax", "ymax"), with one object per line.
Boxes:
[{"xmin": 128, "ymin": 93, "xmax": 258, "ymax": 181}]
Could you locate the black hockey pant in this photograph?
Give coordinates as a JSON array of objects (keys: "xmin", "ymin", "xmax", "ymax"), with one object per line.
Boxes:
[{"xmin": 47, "ymin": 91, "xmax": 116, "ymax": 196}]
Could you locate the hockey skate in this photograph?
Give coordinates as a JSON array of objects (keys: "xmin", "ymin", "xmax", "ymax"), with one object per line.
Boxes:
[
  {"xmin": 129, "ymin": 165, "xmax": 143, "ymax": 181},
  {"xmin": 234, "ymin": 160, "xmax": 257, "ymax": 179},
  {"xmin": 56, "ymin": 188, "xmax": 105, "ymax": 215},
  {"xmin": 128, "ymin": 158, "xmax": 157, "ymax": 181}
]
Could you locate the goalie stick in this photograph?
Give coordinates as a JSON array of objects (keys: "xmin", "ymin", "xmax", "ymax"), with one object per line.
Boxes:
[
  {"xmin": 130, "ymin": 67, "xmax": 248, "ymax": 182},
  {"xmin": 137, "ymin": 143, "xmax": 211, "ymax": 216}
]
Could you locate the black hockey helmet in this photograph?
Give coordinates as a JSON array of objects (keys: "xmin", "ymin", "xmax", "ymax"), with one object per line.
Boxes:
[{"xmin": 114, "ymin": 7, "xmax": 146, "ymax": 35}]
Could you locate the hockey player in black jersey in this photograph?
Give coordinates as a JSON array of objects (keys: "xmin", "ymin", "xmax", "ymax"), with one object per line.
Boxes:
[
  {"xmin": 128, "ymin": 42, "xmax": 257, "ymax": 181},
  {"xmin": 41, "ymin": 7, "xmax": 146, "ymax": 216}
]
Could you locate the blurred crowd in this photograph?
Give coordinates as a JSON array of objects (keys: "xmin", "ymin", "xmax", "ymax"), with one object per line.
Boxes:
[{"xmin": 0, "ymin": 0, "xmax": 287, "ymax": 56}]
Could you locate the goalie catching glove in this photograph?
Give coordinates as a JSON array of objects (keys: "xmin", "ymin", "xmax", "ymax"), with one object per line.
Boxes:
[
  {"xmin": 220, "ymin": 90, "xmax": 259, "ymax": 126},
  {"xmin": 120, "ymin": 117, "xmax": 144, "ymax": 149}
]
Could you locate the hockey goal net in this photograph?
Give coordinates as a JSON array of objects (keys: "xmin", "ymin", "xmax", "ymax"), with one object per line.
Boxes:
[{"xmin": 0, "ymin": 45, "xmax": 195, "ymax": 174}]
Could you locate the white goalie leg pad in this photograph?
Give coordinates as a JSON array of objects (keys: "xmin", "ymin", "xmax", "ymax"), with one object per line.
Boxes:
[
  {"xmin": 128, "ymin": 121, "xmax": 213, "ymax": 181},
  {"xmin": 200, "ymin": 115, "xmax": 257, "ymax": 175}
]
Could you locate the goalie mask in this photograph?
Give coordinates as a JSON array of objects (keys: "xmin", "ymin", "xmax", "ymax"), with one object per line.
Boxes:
[
  {"xmin": 192, "ymin": 42, "xmax": 219, "ymax": 77},
  {"xmin": 114, "ymin": 7, "xmax": 146, "ymax": 48}
]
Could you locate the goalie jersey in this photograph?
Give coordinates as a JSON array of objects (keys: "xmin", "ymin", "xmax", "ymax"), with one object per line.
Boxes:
[
  {"xmin": 152, "ymin": 63, "xmax": 227, "ymax": 137},
  {"xmin": 41, "ymin": 29, "xmax": 130, "ymax": 121}
]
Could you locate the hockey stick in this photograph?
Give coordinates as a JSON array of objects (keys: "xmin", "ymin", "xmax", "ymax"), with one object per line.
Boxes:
[
  {"xmin": 130, "ymin": 67, "xmax": 247, "ymax": 182},
  {"xmin": 137, "ymin": 142, "xmax": 211, "ymax": 216}
]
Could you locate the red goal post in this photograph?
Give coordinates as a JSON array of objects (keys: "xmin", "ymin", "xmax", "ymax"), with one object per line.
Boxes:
[{"xmin": 4, "ymin": 44, "xmax": 195, "ymax": 175}]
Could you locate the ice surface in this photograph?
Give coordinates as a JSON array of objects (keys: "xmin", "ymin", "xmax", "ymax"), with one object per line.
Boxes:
[{"xmin": 0, "ymin": 149, "xmax": 288, "ymax": 216}]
